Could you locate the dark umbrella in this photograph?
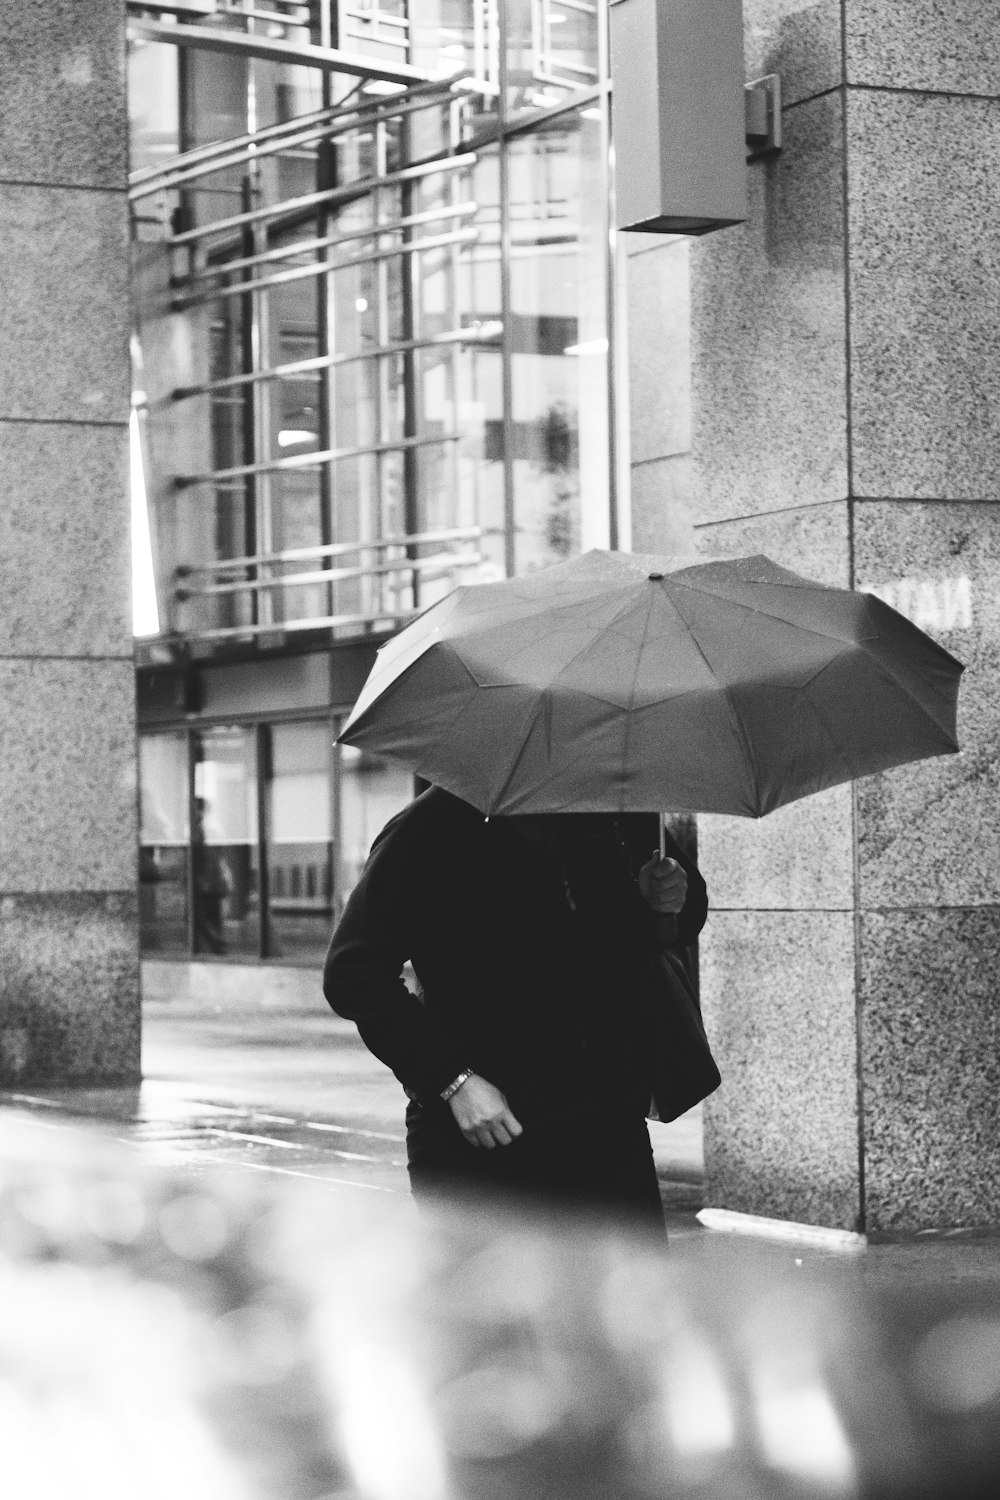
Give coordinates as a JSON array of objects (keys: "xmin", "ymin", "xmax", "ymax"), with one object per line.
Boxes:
[{"xmin": 339, "ymin": 551, "xmax": 963, "ymax": 822}]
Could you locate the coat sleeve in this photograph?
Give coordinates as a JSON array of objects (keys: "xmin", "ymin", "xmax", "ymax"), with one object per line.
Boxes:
[
  {"xmin": 322, "ymin": 815, "xmax": 469, "ymax": 1103},
  {"xmin": 613, "ymin": 812, "xmax": 709, "ymax": 952},
  {"xmin": 662, "ymin": 827, "xmax": 709, "ymax": 950}
]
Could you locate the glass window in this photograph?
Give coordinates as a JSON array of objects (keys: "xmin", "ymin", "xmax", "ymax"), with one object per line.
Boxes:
[
  {"xmin": 504, "ymin": 0, "xmax": 600, "ymax": 119},
  {"xmin": 132, "ymin": 22, "xmax": 614, "ymax": 653},
  {"xmin": 192, "ymin": 727, "xmax": 259, "ymax": 957},
  {"xmin": 265, "ymin": 722, "xmax": 334, "ymax": 964},
  {"xmin": 408, "ymin": 3, "xmax": 499, "ymax": 136},
  {"xmin": 139, "ymin": 732, "xmax": 190, "ymax": 955},
  {"xmin": 507, "ymin": 106, "xmax": 610, "ymax": 572},
  {"xmin": 128, "ymin": 40, "xmax": 180, "ymax": 177},
  {"xmin": 338, "ymin": 746, "xmax": 414, "ymax": 915}
]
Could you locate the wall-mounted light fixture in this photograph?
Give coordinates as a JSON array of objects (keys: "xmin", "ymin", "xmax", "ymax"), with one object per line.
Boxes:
[
  {"xmin": 610, "ymin": 0, "xmax": 748, "ymax": 235},
  {"xmin": 610, "ymin": 0, "xmax": 783, "ymax": 237},
  {"xmin": 745, "ymin": 74, "xmax": 782, "ymax": 161}
]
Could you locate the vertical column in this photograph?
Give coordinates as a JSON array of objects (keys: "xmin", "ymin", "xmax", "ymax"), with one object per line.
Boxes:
[
  {"xmin": 625, "ymin": 0, "xmax": 1000, "ymax": 1232},
  {"xmin": 0, "ymin": 2, "xmax": 139, "ymax": 1085},
  {"xmin": 842, "ymin": 3, "xmax": 1000, "ymax": 1233},
  {"xmin": 682, "ymin": 0, "xmax": 859, "ymax": 1230},
  {"xmin": 626, "ymin": 0, "xmax": 857, "ymax": 1226}
]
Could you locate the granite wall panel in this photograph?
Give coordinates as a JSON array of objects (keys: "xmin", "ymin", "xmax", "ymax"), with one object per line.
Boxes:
[
  {"xmin": 854, "ymin": 500, "xmax": 1000, "ymax": 910},
  {"xmin": 744, "ymin": 0, "xmax": 844, "ymax": 107},
  {"xmin": 847, "ymin": 90, "xmax": 1000, "ymax": 501},
  {"xmin": 689, "ymin": 90, "xmax": 848, "ymax": 526},
  {"xmin": 0, "ymin": 0, "xmax": 127, "ymax": 191},
  {"xmin": 694, "ymin": 505, "xmax": 854, "ymax": 912},
  {"xmin": 0, "ymin": 659, "xmax": 137, "ymax": 895},
  {"xmin": 0, "ymin": 421, "xmax": 132, "ymax": 657},
  {"xmin": 629, "ymin": 2, "xmax": 1000, "ymax": 1235},
  {"xmin": 0, "ymin": 893, "xmax": 139, "ymax": 1084},
  {"xmin": 860, "ymin": 907, "xmax": 1000, "ymax": 1235},
  {"xmin": 630, "ymin": 455, "xmax": 697, "ymax": 555},
  {"xmin": 0, "ymin": 184, "xmax": 130, "ymax": 425},
  {"xmin": 694, "ymin": 498, "xmax": 851, "ymax": 584},
  {"xmin": 627, "ymin": 241, "xmax": 691, "ymax": 465},
  {"xmin": 700, "ymin": 784, "xmax": 854, "ymax": 913},
  {"xmin": 0, "ymin": 0, "xmax": 137, "ymax": 1086},
  {"xmin": 846, "ymin": 0, "xmax": 1000, "ymax": 96},
  {"xmin": 701, "ymin": 909, "xmax": 861, "ymax": 1229}
]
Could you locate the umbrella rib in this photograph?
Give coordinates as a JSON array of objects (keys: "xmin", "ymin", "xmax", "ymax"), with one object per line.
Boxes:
[
  {"xmin": 453, "ymin": 577, "xmax": 636, "ymax": 637},
  {"xmin": 800, "ymin": 648, "xmax": 961, "ymax": 750},
  {"xmin": 497, "ymin": 731, "xmax": 620, "ymax": 814},
  {"xmin": 487, "ymin": 593, "xmax": 649, "ymax": 812},
  {"xmin": 619, "ymin": 588, "xmax": 656, "ymax": 787},
  {"xmin": 455, "ymin": 590, "xmax": 642, "ymax": 684},
  {"xmin": 487, "ymin": 694, "xmax": 547, "ymax": 814},
  {"xmin": 491, "ymin": 588, "xmax": 647, "ymax": 702},
  {"xmin": 654, "ymin": 584, "xmax": 764, "ymax": 812},
  {"xmin": 854, "ymin": 645, "xmax": 963, "ymax": 732},
  {"xmin": 669, "ymin": 579, "xmax": 872, "ymax": 648}
]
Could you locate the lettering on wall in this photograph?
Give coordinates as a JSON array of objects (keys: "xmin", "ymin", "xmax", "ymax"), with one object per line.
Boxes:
[{"xmin": 861, "ymin": 575, "xmax": 973, "ymax": 634}]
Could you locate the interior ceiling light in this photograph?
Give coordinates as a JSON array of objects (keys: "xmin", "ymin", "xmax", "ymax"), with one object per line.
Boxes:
[
  {"xmin": 362, "ymin": 79, "xmax": 408, "ymax": 96},
  {"xmin": 278, "ymin": 429, "xmax": 318, "ymax": 447},
  {"xmin": 563, "ymin": 337, "xmax": 609, "ymax": 357}
]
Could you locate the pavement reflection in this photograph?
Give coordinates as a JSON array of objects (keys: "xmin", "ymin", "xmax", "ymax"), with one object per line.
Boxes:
[
  {"xmin": 2, "ymin": 1108, "xmax": 1000, "ymax": 1500},
  {"xmin": 3, "ymin": 982, "xmax": 1000, "ymax": 1498}
]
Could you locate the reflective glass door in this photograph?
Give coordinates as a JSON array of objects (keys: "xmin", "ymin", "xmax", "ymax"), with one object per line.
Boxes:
[
  {"xmin": 192, "ymin": 726, "xmax": 260, "ymax": 957},
  {"xmin": 265, "ymin": 721, "xmax": 335, "ymax": 964},
  {"xmin": 139, "ymin": 731, "xmax": 190, "ymax": 954}
]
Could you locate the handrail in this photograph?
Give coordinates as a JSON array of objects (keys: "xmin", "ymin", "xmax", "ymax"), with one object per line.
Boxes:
[
  {"xmin": 177, "ymin": 549, "xmax": 483, "ymax": 599},
  {"xmin": 172, "ymin": 545, "xmax": 485, "ymax": 642},
  {"xmin": 129, "ymin": 100, "xmax": 339, "ymax": 191},
  {"xmin": 126, "ymin": 16, "xmax": 437, "ymax": 87},
  {"xmin": 169, "ymin": 320, "xmax": 502, "ymax": 402},
  {"xmin": 172, "ymin": 225, "xmax": 478, "ymax": 309},
  {"xmin": 129, "ymin": 74, "xmax": 483, "ymax": 199},
  {"xmin": 180, "ymin": 199, "xmax": 478, "ymax": 286},
  {"xmin": 170, "ymin": 607, "xmax": 422, "ymax": 642},
  {"xmin": 168, "ymin": 149, "xmax": 477, "ymax": 246},
  {"xmin": 177, "ymin": 525, "xmax": 483, "ymax": 576},
  {"xmin": 175, "ymin": 429, "xmax": 463, "ymax": 489}
]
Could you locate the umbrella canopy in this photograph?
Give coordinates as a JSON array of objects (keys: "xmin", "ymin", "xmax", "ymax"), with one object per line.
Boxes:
[{"xmin": 338, "ymin": 551, "xmax": 964, "ymax": 818}]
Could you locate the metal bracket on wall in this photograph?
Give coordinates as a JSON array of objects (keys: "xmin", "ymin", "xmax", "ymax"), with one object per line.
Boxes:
[{"xmin": 745, "ymin": 74, "xmax": 782, "ymax": 161}]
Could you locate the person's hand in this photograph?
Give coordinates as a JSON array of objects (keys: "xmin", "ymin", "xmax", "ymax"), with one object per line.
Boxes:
[
  {"xmin": 448, "ymin": 1074, "xmax": 523, "ymax": 1149},
  {"xmin": 638, "ymin": 853, "xmax": 688, "ymax": 915}
]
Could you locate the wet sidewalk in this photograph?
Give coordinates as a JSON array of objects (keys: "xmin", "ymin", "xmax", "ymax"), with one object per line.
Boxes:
[
  {"xmin": 2, "ymin": 964, "xmax": 704, "ymax": 1213},
  {"xmin": 4, "ymin": 970, "xmax": 1000, "ymax": 1500}
]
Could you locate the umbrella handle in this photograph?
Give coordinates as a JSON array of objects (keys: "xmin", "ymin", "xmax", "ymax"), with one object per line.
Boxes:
[{"xmin": 658, "ymin": 811, "xmax": 666, "ymax": 862}]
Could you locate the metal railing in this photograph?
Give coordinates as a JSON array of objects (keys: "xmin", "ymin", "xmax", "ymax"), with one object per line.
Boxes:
[
  {"xmin": 339, "ymin": 2, "xmax": 409, "ymax": 56},
  {"xmin": 173, "ymin": 527, "xmax": 485, "ymax": 641},
  {"xmin": 130, "ymin": 6, "xmax": 612, "ymax": 653}
]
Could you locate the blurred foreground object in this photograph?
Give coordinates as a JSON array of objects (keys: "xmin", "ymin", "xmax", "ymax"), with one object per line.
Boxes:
[
  {"xmin": 339, "ymin": 551, "xmax": 964, "ymax": 819},
  {"xmin": 1, "ymin": 1114, "xmax": 1000, "ymax": 1500}
]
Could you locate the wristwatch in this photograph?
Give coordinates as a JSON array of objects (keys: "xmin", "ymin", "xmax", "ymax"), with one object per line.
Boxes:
[{"xmin": 440, "ymin": 1067, "xmax": 476, "ymax": 1102}]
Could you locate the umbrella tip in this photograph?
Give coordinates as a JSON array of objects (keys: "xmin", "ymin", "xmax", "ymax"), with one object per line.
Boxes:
[{"xmin": 648, "ymin": 572, "xmax": 664, "ymax": 581}]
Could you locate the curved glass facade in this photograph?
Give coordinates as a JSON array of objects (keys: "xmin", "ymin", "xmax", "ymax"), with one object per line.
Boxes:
[
  {"xmin": 130, "ymin": 0, "xmax": 617, "ymax": 960},
  {"xmin": 130, "ymin": 0, "xmax": 614, "ymax": 650}
]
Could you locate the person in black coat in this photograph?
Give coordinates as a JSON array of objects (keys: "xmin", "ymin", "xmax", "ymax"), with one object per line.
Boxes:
[{"xmin": 323, "ymin": 786, "xmax": 708, "ymax": 1230}]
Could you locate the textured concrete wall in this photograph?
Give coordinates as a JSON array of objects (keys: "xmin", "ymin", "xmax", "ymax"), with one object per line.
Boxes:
[
  {"xmin": 626, "ymin": 0, "xmax": 1000, "ymax": 1232},
  {"xmin": 0, "ymin": 2, "xmax": 139, "ymax": 1084}
]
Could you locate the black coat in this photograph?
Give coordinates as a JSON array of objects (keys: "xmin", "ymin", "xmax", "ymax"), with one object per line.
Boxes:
[{"xmin": 323, "ymin": 788, "xmax": 709, "ymax": 1122}]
